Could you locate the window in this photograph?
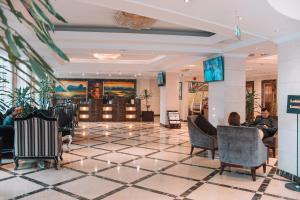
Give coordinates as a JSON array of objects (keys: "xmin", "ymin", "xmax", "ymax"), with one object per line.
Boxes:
[{"xmin": 0, "ymin": 58, "xmax": 13, "ymax": 110}]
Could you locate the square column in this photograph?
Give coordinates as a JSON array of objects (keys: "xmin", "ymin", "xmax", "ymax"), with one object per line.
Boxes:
[
  {"xmin": 208, "ymin": 54, "xmax": 246, "ymax": 126},
  {"xmin": 277, "ymin": 37, "xmax": 300, "ymax": 177},
  {"xmin": 160, "ymin": 72, "xmax": 180, "ymax": 125}
]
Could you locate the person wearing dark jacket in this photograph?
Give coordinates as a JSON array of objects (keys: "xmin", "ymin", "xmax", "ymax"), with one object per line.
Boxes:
[{"xmin": 250, "ymin": 107, "xmax": 277, "ymax": 139}]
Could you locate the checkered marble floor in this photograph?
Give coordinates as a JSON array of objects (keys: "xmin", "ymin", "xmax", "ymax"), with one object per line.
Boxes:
[{"xmin": 0, "ymin": 120, "xmax": 299, "ymax": 200}]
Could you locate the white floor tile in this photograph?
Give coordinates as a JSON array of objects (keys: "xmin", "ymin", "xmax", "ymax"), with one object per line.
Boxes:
[
  {"xmin": 97, "ymin": 166, "xmax": 150, "ymax": 183},
  {"xmin": 136, "ymin": 174, "xmax": 197, "ymax": 196},
  {"xmin": 0, "ymin": 177, "xmax": 43, "ymax": 199},
  {"xmin": 102, "ymin": 187, "xmax": 173, "ymax": 200},
  {"xmin": 187, "ymin": 183, "xmax": 254, "ymax": 200},
  {"xmin": 25, "ymin": 168, "xmax": 83, "ymax": 185},
  {"xmin": 57, "ymin": 176, "xmax": 122, "ymax": 199}
]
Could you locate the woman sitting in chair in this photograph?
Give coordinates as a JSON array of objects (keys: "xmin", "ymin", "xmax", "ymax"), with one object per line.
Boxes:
[{"xmin": 228, "ymin": 112, "xmax": 264, "ymax": 139}]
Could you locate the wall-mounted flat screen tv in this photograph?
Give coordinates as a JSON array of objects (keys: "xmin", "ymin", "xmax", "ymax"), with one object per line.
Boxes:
[
  {"xmin": 203, "ymin": 56, "xmax": 224, "ymax": 82},
  {"xmin": 157, "ymin": 71, "xmax": 166, "ymax": 87}
]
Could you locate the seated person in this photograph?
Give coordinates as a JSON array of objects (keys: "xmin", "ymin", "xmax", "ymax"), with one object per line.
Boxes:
[
  {"xmin": 250, "ymin": 108, "xmax": 277, "ymax": 139},
  {"xmin": 228, "ymin": 112, "xmax": 264, "ymax": 139},
  {"xmin": 228, "ymin": 112, "xmax": 240, "ymax": 126},
  {"xmin": 194, "ymin": 114, "xmax": 217, "ymax": 136},
  {"xmin": 3, "ymin": 107, "xmax": 22, "ymax": 126}
]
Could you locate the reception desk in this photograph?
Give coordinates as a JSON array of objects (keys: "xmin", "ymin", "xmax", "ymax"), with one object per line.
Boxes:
[{"xmin": 78, "ymin": 97, "xmax": 141, "ymax": 122}]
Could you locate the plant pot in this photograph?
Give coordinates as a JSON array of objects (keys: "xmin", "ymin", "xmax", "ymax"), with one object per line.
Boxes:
[{"xmin": 142, "ymin": 111, "xmax": 154, "ymax": 122}]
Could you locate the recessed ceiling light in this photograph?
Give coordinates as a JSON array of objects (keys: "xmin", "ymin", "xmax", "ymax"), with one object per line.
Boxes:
[
  {"xmin": 82, "ymin": 73, "xmax": 85, "ymax": 76},
  {"xmin": 184, "ymin": 0, "xmax": 189, "ymax": 3},
  {"xmin": 93, "ymin": 53, "xmax": 121, "ymax": 60}
]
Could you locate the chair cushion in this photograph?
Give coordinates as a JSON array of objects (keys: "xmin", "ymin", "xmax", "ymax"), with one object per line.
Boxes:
[{"xmin": 194, "ymin": 115, "xmax": 217, "ymax": 136}]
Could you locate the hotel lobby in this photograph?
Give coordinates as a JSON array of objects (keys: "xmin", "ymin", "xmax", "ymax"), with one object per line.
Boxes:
[{"xmin": 0, "ymin": 0, "xmax": 300, "ymax": 200}]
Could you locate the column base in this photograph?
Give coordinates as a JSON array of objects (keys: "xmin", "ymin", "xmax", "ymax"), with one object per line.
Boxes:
[{"xmin": 285, "ymin": 183, "xmax": 300, "ymax": 192}]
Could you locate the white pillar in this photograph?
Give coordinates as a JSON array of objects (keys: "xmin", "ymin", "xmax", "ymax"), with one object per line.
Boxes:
[
  {"xmin": 277, "ymin": 37, "xmax": 300, "ymax": 177},
  {"xmin": 160, "ymin": 72, "xmax": 180, "ymax": 125},
  {"xmin": 180, "ymin": 81, "xmax": 189, "ymax": 121},
  {"xmin": 208, "ymin": 54, "xmax": 246, "ymax": 126}
]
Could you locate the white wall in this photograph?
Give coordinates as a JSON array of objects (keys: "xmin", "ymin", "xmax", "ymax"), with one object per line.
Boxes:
[
  {"xmin": 277, "ymin": 37, "xmax": 300, "ymax": 177},
  {"xmin": 247, "ymin": 74, "xmax": 277, "ymax": 116},
  {"xmin": 136, "ymin": 78, "xmax": 160, "ymax": 115}
]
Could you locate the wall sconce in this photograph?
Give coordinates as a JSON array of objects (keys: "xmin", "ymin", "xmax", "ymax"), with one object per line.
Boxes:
[
  {"xmin": 80, "ymin": 114, "xmax": 89, "ymax": 119},
  {"xmin": 126, "ymin": 107, "xmax": 136, "ymax": 111},
  {"xmin": 80, "ymin": 107, "xmax": 89, "ymax": 111},
  {"xmin": 103, "ymin": 114, "xmax": 112, "ymax": 119},
  {"xmin": 103, "ymin": 107, "xmax": 112, "ymax": 111},
  {"xmin": 126, "ymin": 114, "xmax": 136, "ymax": 119}
]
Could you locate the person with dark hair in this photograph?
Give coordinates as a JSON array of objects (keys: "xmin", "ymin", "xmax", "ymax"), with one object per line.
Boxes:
[
  {"xmin": 2, "ymin": 107, "xmax": 22, "ymax": 126},
  {"xmin": 228, "ymin": 112, "xmax": 264, "ymax": 139},
  {"xmin": 250, "ymin": 107, "xmax": 277, "ymax": 139},
  {"xmin": 228, "ymin": 112, "xmax": 241, "ymax": 126}
]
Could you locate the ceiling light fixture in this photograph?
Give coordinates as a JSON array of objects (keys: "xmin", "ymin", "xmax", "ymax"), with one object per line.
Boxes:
[
  {"xmin": 234, "ymin": 11, "xmax": 242, "ymax": 40},
  {"xmin": 184, "ymin": 0, "xmax": 189, "ymax": 3},
  {"xmin": 93, "ymin": 53, "xmax": 121, "ymax": 60},
  {"xmin": 115, "ymin": 11, "xmax": 156, "ymax": 30}
]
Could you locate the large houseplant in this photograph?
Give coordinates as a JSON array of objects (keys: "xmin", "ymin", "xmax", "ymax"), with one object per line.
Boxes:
[
  {"xmin": 13, "ymin": 86, "xmax": 37, "ymax": 117},
  {"xmin": 139, "ymin": 89, "xmax": 154, "ymax": 121},
  {"xmin": 246, "ymin": 90, "xmax": 261, "ymax": 122},
  {"xmin": 36, "ymin": 78, "xmax": 55, "ymax": 110},
  {"xmin": 0, "ymin": 0, "xmax": 68, "ymax": 111}
]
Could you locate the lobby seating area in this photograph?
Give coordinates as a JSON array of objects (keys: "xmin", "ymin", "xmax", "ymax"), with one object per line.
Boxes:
[
  {"xmin": 0, "ymin": 121, "xmax": 297, "ymax": 200},
  {"xmin": 1, "ymin": 0, "xmax": 300, "ymax": 199}
]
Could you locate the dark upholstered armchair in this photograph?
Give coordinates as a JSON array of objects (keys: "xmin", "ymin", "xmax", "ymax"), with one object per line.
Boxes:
[
  {"xmin": 187, "ymin": 115, "xmax": 218, "ymax": 159},
  {"xmin": 263, "ymin": 133, "xmax": 277, "ymax": 158},
  {"xmin": 0, "ymin": 126, "xmax": 14, "ymax": 154},
  {"xmin": 217, "ymin": 126, "xmax": 268, "ymax": 181},
  {"xmin": 14, "ymin": 113, "xmax": 62, "ymax": 170}
]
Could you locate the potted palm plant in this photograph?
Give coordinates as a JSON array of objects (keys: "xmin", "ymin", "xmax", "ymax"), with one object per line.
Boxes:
[
  {"xmin": 246, "ymin": 90, "xmax": 261, "ymax": 123},
  {"xmin": 140, "ymin": 89, "xmax": 154, "ymax": 121},
  {"xmin": 37, "ymin": 79, "xmax": 55, "ymax": 110},
  {"xmin": 13, "ymin": 86, "xmax": 37, "ymax": 117}
]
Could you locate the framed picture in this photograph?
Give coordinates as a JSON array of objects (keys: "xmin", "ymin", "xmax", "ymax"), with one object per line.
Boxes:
[
  {"xmin": 179, "ymin": 82, "xmax": 182, "ymax": 100},
  {"xmin": 103, "ymin": 81, "xmax": 135, "ymax": 97},
  {"xmin": 55, "ymin": 80, "xmax": 88, "ymax": 99},
  {"xmin": 88, "ymin": 81, "xmax": 101, "ymax": 99},
  {"xmin": 188, "ymin": 82, "xmax": 208, "ymax": 93}
]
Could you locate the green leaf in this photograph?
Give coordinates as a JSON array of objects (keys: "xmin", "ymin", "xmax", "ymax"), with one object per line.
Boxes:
[
  {"xmin": 0, "ymin": 7, "xmax": 8, "ymax": 26},
  {"xmin": 39, "ymin": 0, "xmax": 67, "ymax": 23},
  {"xmin": 30, "ymin": 0, "xmax": 54, "ymax": 31},
  {"xmin": 5, "ymin": 29, "xmax": 20, "ymax": 58},
  {"xmin": 28, "ymin": 55, "xmax": 46, "ymax": 80}
]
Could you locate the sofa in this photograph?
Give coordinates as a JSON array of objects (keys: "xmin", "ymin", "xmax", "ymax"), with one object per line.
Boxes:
[
  {"xmin": 187, "ymin": 115, "xmax": 218, "ymax": 159},
  {"xmin": 217, "ymin": 125, "xmax": 268, "ymax": 181}
]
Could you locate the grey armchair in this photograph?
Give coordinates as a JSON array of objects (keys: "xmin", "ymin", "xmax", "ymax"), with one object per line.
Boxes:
[
  {"xmin": 187, "ymin": 115, "xmax": 218, "ymax": 159},
  {"xmin": 217, "ymin": 126, "xmax": 268, "ymax": 181}
]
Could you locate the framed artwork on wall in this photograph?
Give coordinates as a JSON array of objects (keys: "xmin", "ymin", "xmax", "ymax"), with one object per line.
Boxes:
[
  {"xmin": 103, "ymin": 81, "xmax": 136, "ymax": 97},
  {"xmin": 179, "ymin": 82, "xmax": 182, "ymax": 100},
  {"xmin": 188, "ymin": 82, "xmax": 208, "ymax": 93},
  {"xmin": 88, "ymin": 81, "xmax": 102, "ymax": 99},
  {"xmin": 55, "ymin": 80, "xmax": 88, "ymax": 99}
]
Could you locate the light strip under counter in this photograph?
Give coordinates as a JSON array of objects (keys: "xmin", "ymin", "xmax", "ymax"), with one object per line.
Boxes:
[{"xmin": 126, "ymin": 106, "xmax": 136, "ymax": 112}]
